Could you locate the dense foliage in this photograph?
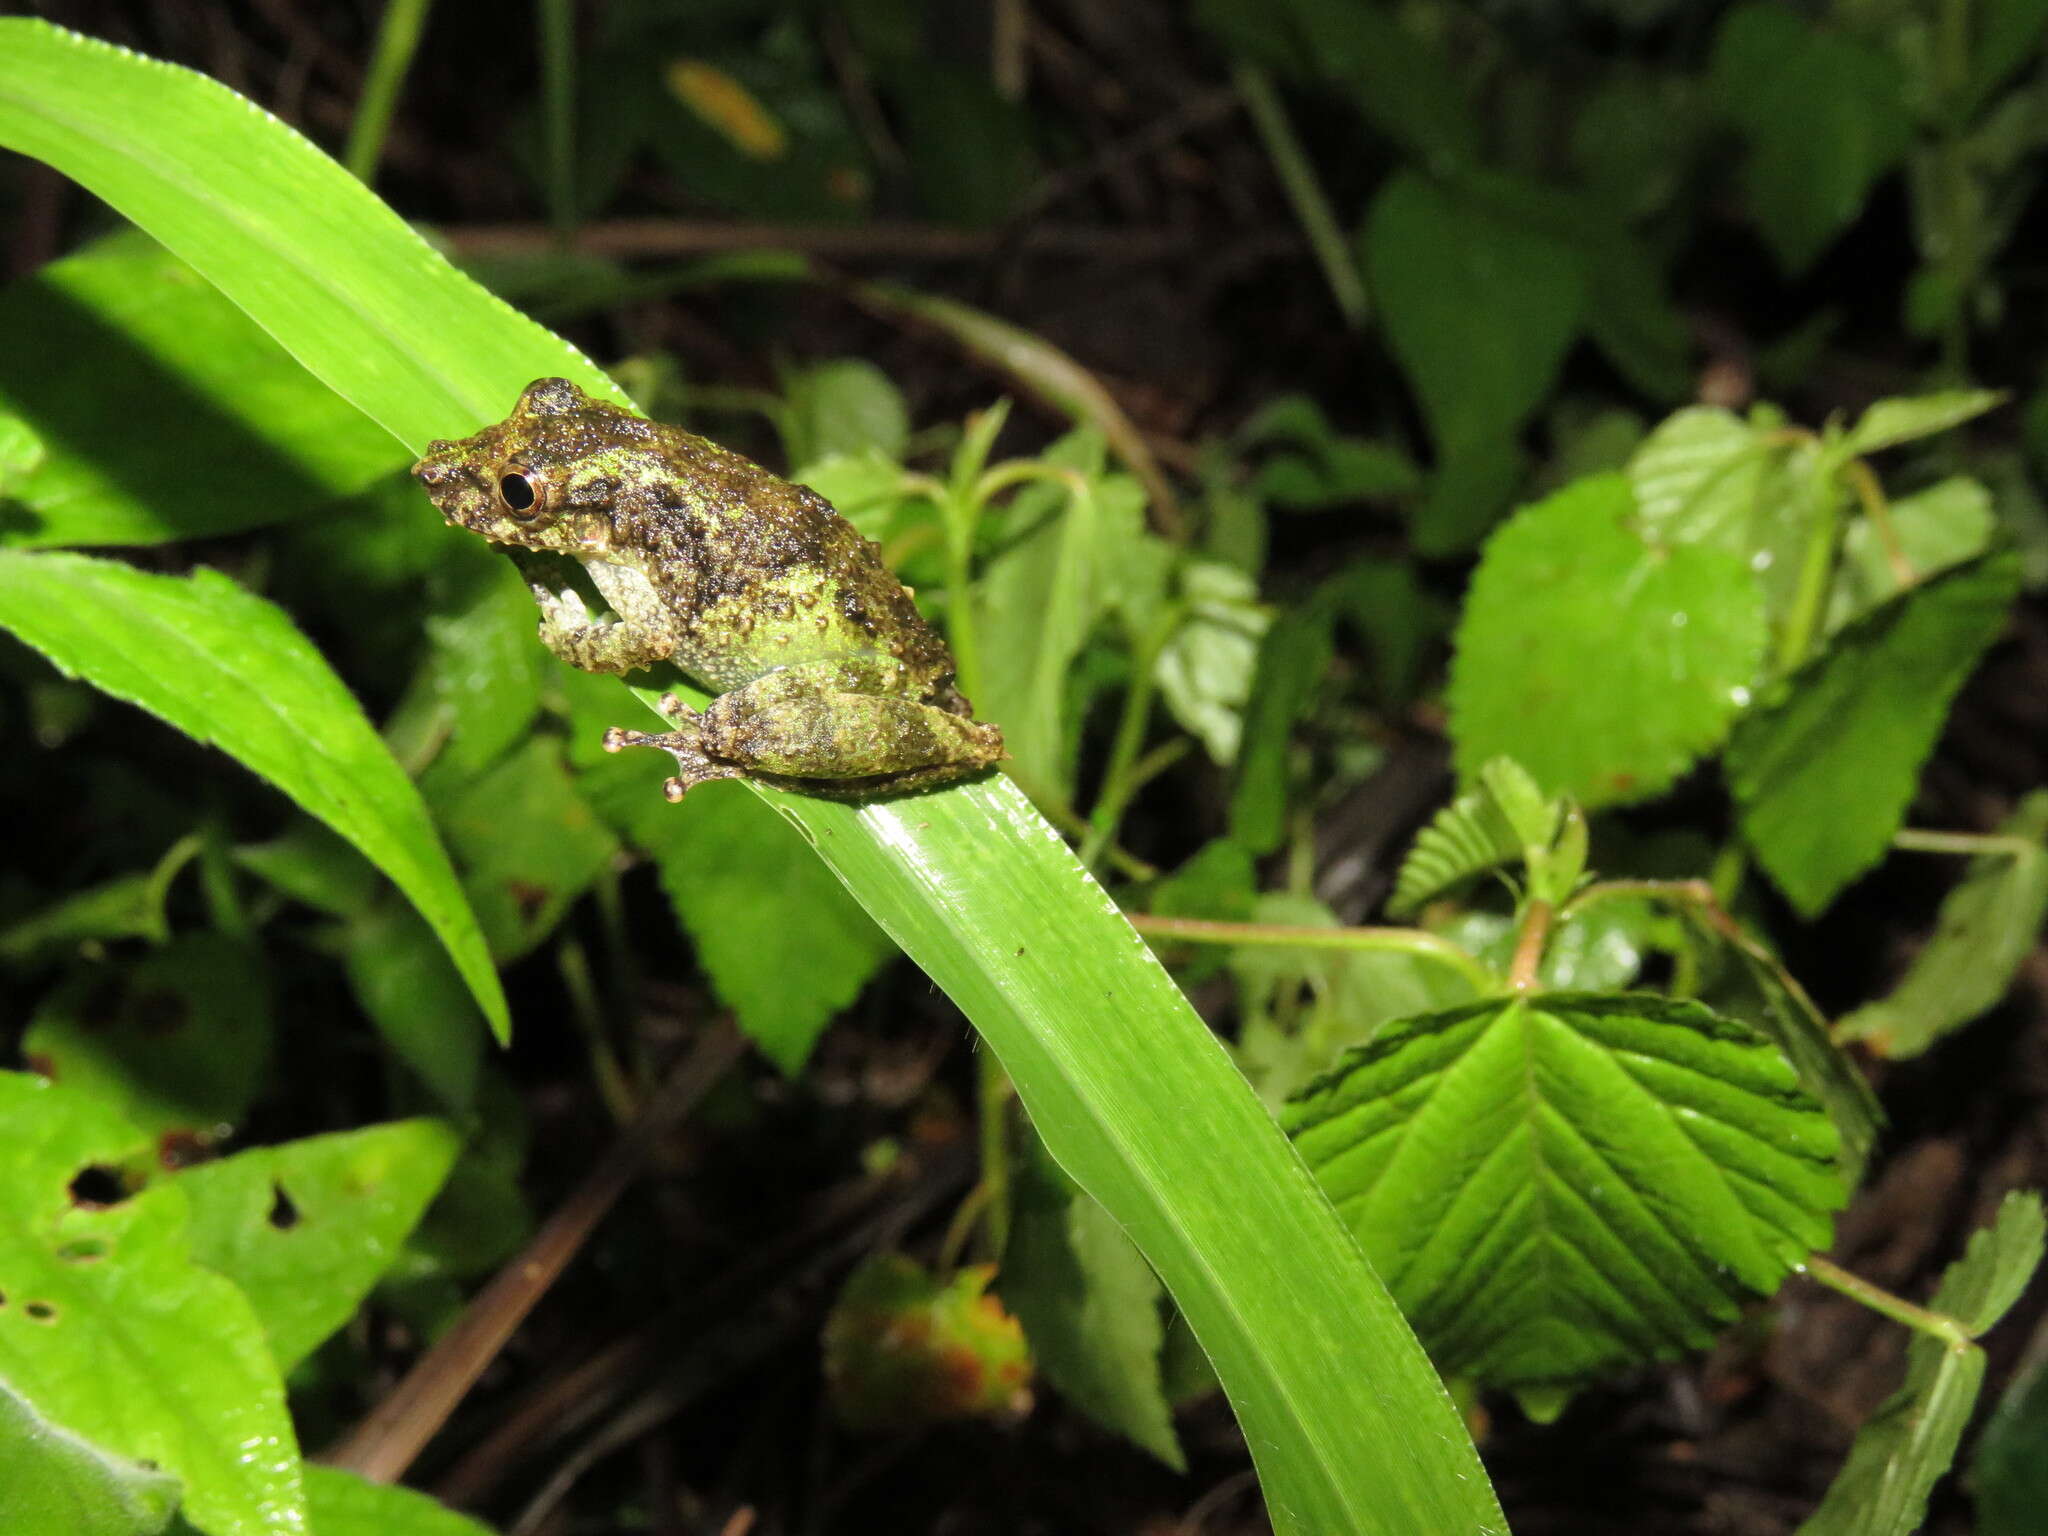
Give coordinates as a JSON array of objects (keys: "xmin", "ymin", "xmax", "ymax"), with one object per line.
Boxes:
[{"xmin": 3, "ymin": 3, "xmax": 2047, "ymax": 1534}]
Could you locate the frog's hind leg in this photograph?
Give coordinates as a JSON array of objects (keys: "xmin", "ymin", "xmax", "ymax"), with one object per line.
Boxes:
[{"xmin": 697, "ymin": 662, "xmax": 1003, "ymax": 788}]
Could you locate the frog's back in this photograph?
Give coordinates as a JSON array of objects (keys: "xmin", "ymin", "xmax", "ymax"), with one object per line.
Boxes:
[{"xmin": 634, "ymin": 423, "xmax": 961, "ymax": 700}]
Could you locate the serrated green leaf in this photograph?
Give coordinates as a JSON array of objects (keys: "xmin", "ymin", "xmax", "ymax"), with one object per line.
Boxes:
[
  {"xmin": 1726, "ymin": 552, "xmax": 2022, "ymax": 916},
  {"xmin": 1479, "ymin": 757, "xmax": 1558, "ymax": 852},
  {"xmin": 0, "ymin": 1376, "xmax": 181, "ymax": 1536},
  {"xmin": 303, "ymin": 1465, "xmax": 498, "ymax": 1536},
  {"xmin": 1837, "ymin": 390, "xmax": 2005, "ymax": 459},
  {"xmin": 22, "ymin": 934, "xmax": 270, "ymax": 1141},
  {"xmin": 0, "ymin": 231, "xmax": 398, "ymax": 550},
  {"xmin": 1002, "ymin": 1135, "xmax": 1183, "ymax": 1468},
  {"xmin": 1446, "ymin": 474, "xmax": 1769, "ymax": 808},
  {"xmin": 1388, "ymin": 780, "xmax": 1525, "ymax": 919},
  {"xmin": 1799, "ymin": 1193, "xmax": 2046, "ymax": 1536},
  {"xmin": 1837, "ymin": 794, "xmax": 2048, "ymax": 1057},
  {"xmin": 176, "ymin": 1120, "xmax": 460, "ymax": 1373},
  {"xmin": 1287, "ymin": 993, "xmax": 1843, "ymax": 1392},
  {"xmin": 0, "ymin": 1073, "xmax": 304, "ymax": 1536},
  {"xmin": 1826, "ymin": 477, "xmax": 1997, "ymax": 634},
  {"xmin": 0, "ymin": 550, "xmax": 507, "ymax": 1040},
  {"xmin": 1709, "ymin": 5, "xmax": 1912, "ymax": 273}
]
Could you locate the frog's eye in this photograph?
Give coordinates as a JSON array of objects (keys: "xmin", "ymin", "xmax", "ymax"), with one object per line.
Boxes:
[{"xmin": 495, "ymin": 467, "xmax": 552, "ymax": 522}]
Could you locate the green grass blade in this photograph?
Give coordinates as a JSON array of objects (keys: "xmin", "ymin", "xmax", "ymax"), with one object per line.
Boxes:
[{"xmin": 0, "ymin": 21, "xmax": 1504, "ymax": 1531}]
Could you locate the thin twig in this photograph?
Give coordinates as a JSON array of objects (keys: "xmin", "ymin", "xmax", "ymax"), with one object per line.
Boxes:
[{"xmin": 320, "ymin": 1020, "xmax": 746, "ymax": 1483}]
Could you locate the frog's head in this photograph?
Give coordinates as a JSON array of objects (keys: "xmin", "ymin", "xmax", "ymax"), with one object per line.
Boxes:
[{"xmin": 412, "ymin": 378, "xmax": 658, "ymax": 557}]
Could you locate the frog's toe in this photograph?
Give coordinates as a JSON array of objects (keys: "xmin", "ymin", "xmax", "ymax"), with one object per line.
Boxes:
[{"xmin": 654, "ymin": 692, "xmax": 698, "ymax": 724}]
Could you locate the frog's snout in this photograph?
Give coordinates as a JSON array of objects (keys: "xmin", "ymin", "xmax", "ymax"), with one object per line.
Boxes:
[{"xmin": 412, "ymin": 447, "xmax": 457, "ymax": 485}]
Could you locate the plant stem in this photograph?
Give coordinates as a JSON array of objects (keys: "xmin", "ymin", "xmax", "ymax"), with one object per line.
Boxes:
[
  {"xmin": 1843, "ymin": 457, "xmax": 1915, "ymax": 587},
  {"xmin": 1233, "ymin": 64, "xmax": 1370, "ymax": 329},
  {"xmin": 1893, "ymin": 827, "xmax": 2038, "ymax": 857},
  {"xmin": 343, "ymin": 0, "xmax": 433, "ymax": 184},
  {"xmin": 1126, "ymin": 912, "xmax": 1500, "ymax": 995},
  {"xmin": 1804, "ymin": 1253, "xmax": 1973, "ymax": 1348},
  {"xmin": 1082, "ymin": 606, "xmax": 1182, "ymax": 871},
  {"xmin": 1507, "ymin": 900, "xmax": 1554, "ymax": 992},
  {"xmin": 1776, "ymin": 459, "xmax": 1850, "ymax": 673},
  {"xmin": 536, "ymin": 0, "xmax": 578, "ymax": 239}
]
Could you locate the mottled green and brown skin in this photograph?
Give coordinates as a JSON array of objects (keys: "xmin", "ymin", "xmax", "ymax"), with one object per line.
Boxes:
[{"xmin": 412, "ymin": 378, "xmax": 1002, "ymax": 800}]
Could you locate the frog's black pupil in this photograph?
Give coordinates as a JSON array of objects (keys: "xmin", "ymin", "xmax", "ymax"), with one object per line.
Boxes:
[{"xmin": 500, "ymin": 473, "xmax": 537, "ymax": 513}]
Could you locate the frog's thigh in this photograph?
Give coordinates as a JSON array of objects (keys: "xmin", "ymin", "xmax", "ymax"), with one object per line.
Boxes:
[{"xmin": 701, "ymin": 677, "xmax": 997, "ymax": 778}]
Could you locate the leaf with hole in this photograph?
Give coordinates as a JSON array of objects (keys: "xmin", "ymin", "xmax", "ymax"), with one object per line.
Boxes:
[
  {"xmin": 0, "ymin": 1072, "xmax": 303, "ymax": 1536},
  {"xmin": 1286, "ymin": 993, "xmax": 1842, "ymax": 1393},
  {"xmin": 176, "ymin": 1119, "xmax": 461, "ymax": 1373},
  {"xmin": 22, "ymin": 934, "xmax": 270, "ymax": 1141}
]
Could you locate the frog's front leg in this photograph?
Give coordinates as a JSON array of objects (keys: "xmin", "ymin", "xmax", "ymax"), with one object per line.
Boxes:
[
  {"xmin": 530, "ymin": 583, "xmax": 675, "ymax": 675},
  {"xmin": 603, "ymin": 658, "xmax": 1003, "ymax": 799}
]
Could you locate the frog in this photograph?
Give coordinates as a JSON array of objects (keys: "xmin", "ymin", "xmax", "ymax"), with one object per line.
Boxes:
[{"xmin": 412, "ymin": 377, "xmax": 1003, "ymax": 801}]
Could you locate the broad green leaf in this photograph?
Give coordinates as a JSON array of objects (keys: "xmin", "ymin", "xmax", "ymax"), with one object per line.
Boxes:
[
  {"xmin": 0, "ymin": 231, "xmax": 399, "ymax": 549},
  {"xmin": 1287, "ymin": 994, "xmax": 1842, "ymax": 1393},
  {"xmin": 0, "ymin": 1073, "xmax": 304, "ymax": 1536},
  {"xmin": 1154, "ymin": 559, "xmax": 1269, "ymax": 766},
  {"xmin": 303, "ymin": 1466, "xmax": 497, "ymax": 1536},
  {"xmin": 1228, "ymin": 603, "xmax": 1333, "ymax": 854},
  {"xmin": 1446, "ymin": 474, "xmax": 1769, "ymax": 807},
  {"xmin": 342, "ymin": 903, "xmax": 484, "ymax": 1113},
  {"xmin": 778, "ymin": 358, "xmax": 909, "ymax": 467},
  {"xmin": 1726, "ymin": 552, "xmax": 2022, "ymax": 916},
  {"xmin": 1836, "ymin": 793, "xmax": 2048, "ymax": 1057},
  {"xmin": 176, "ymin": 1119, "xmax": 461, "ymax": 1373},
  {"xmin": 1710, "ymin": 5, "xmax": 1913, "ymax": 273},
  {"xmin": 0, "ymin": 1377, "xmax": 181, "ymax": 1536},
  {"xmin": 0, "ymin": 550, "xmax": 506, "ymax": 1039},
  {"xmin": 1800, "ymin": 1193, "xmax": 2046, "ymax": 1536},
  {"xmin": 432, "ymin": 737, "xmax": 617, "ymax": 964},
  {"xmin": 1837, "ymin": 390, "xmax": 2005, "ymax": 459},
  {"xmin": 1826, "ymin": 477, "xmax": 1997, "ymax": 633},
  {"xmin": 0, "ymin": 29, "xmax": 1505, "ymax": 1529},
  {"xmin": 1362, "ymin": 170, "xmax": 1584, "ymax": 480},
  {"xmin": 1003, "ymin": 1135, "xmax": 1183, "ymax": 1468},
  {"xmin": 22, "ymin": 933, "xmax": 270, "ymax": 1140}
]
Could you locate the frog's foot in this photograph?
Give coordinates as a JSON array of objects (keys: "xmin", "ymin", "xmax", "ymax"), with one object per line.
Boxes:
[{"xmin": 602, "ymin": 696, "xmax": 742, "ymax": 801}]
